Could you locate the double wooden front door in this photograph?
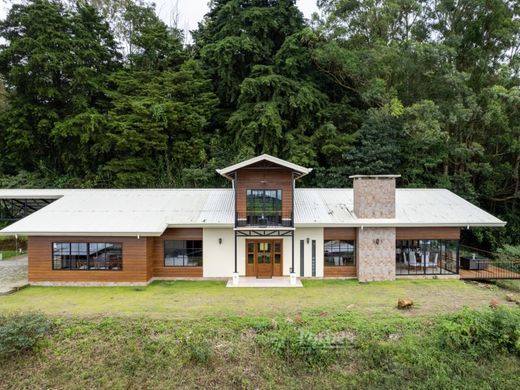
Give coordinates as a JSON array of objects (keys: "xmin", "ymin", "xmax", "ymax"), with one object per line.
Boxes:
[{"xmin": 246, "ymin": 239, "xmax": 283, "ymax": 278}]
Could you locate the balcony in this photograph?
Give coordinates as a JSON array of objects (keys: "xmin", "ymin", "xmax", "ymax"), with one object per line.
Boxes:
[{"xmin": 236, "ymin": 212, "xmax": 293, "ymax": 228}]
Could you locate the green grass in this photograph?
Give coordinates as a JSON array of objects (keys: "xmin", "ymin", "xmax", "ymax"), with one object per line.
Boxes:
[
  {"xmin": 0, "ymin": 279, "xmax": 516, "ymax": 319},
  {"xmin": 496, "ymin": 279, "xmax": 520, "ymax": 292},
  {"xmin": 0, "ymin": 250, "xmax": 22, "ymax": 260},
  {"xmin": 0, "ymin": 280, "xmax": 519, "ymax": 389},
  {"xmin": 0, "ymin": 308, "xmax": 519, "ymax": 389}
]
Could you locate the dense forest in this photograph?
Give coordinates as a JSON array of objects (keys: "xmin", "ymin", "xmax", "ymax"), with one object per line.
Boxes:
[{"xmin": 0, "ymin": 0, "xmax": 518, "ymax": 248}]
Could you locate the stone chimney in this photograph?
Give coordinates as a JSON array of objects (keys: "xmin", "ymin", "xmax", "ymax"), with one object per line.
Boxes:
[
  {"xmin": 349, "ymin": 175, "xmax": 400, "ymax": 283},
  {"xmin": 350, "ymin": 175, "xmax": 399, "ymax": 219}
]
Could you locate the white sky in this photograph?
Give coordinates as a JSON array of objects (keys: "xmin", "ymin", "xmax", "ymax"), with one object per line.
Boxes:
[{"xmin": 0, "ymin": 0, "xmax": 320, "ymax": 41}]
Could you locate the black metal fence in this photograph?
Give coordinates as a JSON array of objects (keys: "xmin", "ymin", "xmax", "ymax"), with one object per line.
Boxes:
[
  {"xmin": 236, "ymin": 212, "xmax": 293, "ymax": 228},
  {"xmin": 459, "ymin": 245, "xmax": 520, "ymax": 280}
]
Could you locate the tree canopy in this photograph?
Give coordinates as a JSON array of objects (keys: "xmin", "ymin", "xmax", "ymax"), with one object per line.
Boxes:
[{"xmin": 0, "ymin": 0, "xmax": 519, "ymax": 249}]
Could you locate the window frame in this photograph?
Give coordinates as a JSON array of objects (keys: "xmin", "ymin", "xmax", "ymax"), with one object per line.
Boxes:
[
  {"xmin": 163, "ymin": 239, "xmax": 203, "ymax": 267},
  {"xmin": 246, "ymin": 189, "xmax": 282, "ymax": 225},
  {"xmin": 324, "ymin": 240, "xmax": 356, "ymax": 267},
  {"xmin": 395, "ymin": 239, "xmax": 460, "ymax": 275},
  {"xmin": 52, "ymin": 242, "xmax": 123, "ymax": 271}
]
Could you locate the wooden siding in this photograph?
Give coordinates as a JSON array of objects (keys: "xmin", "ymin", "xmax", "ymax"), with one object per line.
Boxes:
[
  {"xmin": 324, "ymin": 228, "xmax": 356, "ymax": 240},
  {"xmin": 235, "ymin": 167, "xmax": 294, "ymax": 220},
  {"xmin": 396, "ymin": 227, "xmax": 460, "ymax": 240},
  {"xmin": 151, "ymin": 228, "xmax": 203, "ymax": 278},
  {"xmin": 324, "ymin": 266, "xmax": 357, "ymax": 277},
  {"xmin": 28, "ymin": 236, "xmax": 150, "ymax": 283}
]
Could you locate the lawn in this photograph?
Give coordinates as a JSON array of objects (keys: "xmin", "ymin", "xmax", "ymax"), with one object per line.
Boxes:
[
  {"xmin": 0, "ymin": 250, "xmax": 22, "ymax": 260},
  {"xmin": 0, "ymin": 280, "xmax": 519, "ymax": 389},
  {"xmin": 0, "ymin": 279, "xmax": 516, "ymax": 319}
]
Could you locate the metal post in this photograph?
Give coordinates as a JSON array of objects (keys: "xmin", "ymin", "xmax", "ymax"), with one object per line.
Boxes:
[
  {"xmin": 291, "ymin": 231, "xmax": 294, "ymax": 273},
  {"xmin": 234, "ymin": 230, "xmax": 237, "ymax": 273}
]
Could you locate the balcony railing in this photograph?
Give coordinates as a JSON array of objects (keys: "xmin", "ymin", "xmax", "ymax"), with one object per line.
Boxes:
[
  {"xmin": 236, "ymin": 212, "xmax": 293, "ymax": 228},
  {"xmin": 459, "ymin": 245, "xmax": 520, "ymax": 280}
]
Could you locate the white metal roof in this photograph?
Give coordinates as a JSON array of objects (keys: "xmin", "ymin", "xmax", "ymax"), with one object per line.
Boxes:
[
  {"xmin": 216, "ymin": 154, "xmax": 312, "ymax": 179},
  {"xmin": 0, "ymin": 187, "xmax": 505, "ymax": 236},
  {"xmin": 0, "ymin": 189, "xmax": 234, "ymax": 236},
  {"xmin": 294, "ymin": 189, "xmax": 505, "ymax": 227}
]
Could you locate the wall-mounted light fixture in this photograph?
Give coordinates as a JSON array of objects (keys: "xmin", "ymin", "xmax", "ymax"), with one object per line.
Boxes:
[
  {"xmin": 374, "ymin": 238, "xmax": 381, "ymax": 245},
  {"xmin": 218, "ymin": 238, "xmax": 222, "ymax": 245},
  {"xmin": 306, "ymin": 237, "xmax": 310, "ymax": 244}
]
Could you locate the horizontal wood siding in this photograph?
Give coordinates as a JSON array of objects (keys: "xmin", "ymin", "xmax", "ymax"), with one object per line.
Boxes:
[
  {"xmin": 324, "ymin": 228, "xmax": 356, "ymax": 240},
  {"xmin": 396, "ymin": 227, "xmax": 460, "ymax": 240},
  {"xmin": 236, "ymin": 168, "xmax": 293, "ymax": 220},
  {"xmin": 28, "ymin": 236, "xmax": 150, "ymax": 283},
  {"xmin": 151, "ymin": 228, "xmax": 203, "ymax": 278},
  {"xmin": 324, "ymin": 266, "xmax": 357, "ymax": 277}
]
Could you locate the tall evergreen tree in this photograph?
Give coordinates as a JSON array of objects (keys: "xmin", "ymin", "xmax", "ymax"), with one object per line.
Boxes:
[{"xmin": 0, "ymin": 0, "xmax": 120, "ymax": 180}]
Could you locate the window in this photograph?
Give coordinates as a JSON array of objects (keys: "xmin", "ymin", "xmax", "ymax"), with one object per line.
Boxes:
[
  {"xmin": 164, "ymin": 240, "xmax": 202, "ymax": 267},
  {"xmin": 52, "ymin": 242, "xmax": 122, "ymax": 270},
  {"xmin": 324, "ymin": 240, "xmax": 356, "ymax": 266},
  {"xmin": 246, "ymin": 189, "xmax": 282, "ymax": 225},
  {"xmin": 396, "ymin": 240, "xmax": 459, "ymax": 275}
]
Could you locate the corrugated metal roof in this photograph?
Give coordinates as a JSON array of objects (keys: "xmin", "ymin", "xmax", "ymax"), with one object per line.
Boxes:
[
  {"xmin": 0, "ymin": 189, "xmax": 234, "ymax": 236},
  {"xmin": 294, "ymin": 189, "xmax": 505, "ymax": 227},
  {"xmin": 0, "ymin": 187, "xmax": 505, "ymax": 236}
]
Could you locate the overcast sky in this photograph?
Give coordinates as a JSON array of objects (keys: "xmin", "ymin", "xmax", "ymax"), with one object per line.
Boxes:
[{"xmin": 0, "ymin": 0, "xmax": 320, "ymax": 40}]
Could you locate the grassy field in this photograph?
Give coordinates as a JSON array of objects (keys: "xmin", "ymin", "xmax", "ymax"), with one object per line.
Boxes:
[
  {"xmin": 0, "ymin": 280, "xmax": 519, "ymax": 389},
  {"xmin": 0, "ymin": 279, "xmax": 515, "ymax": 318},
  {"xmin": 0, "ymin": 250, "xmax": 22, "ymax": 260}
]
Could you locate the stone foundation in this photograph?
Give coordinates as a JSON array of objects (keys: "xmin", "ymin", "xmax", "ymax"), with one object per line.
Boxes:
[
  {"xmin": 357, "ymin": 227, "xmax": 396, "ymax": 282},
  {"xmin": 30, "ymin": 281, "xmax": 150, "ymax": 287}
]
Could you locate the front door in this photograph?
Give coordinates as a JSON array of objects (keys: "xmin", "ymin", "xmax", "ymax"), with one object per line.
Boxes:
[
  {"xmin": 246, "ymin": 239, "xmax": 283, "ymax": 278},
  {"xmin": 256, "ymin": 242, "xmax": 272, "ymax": 278}
]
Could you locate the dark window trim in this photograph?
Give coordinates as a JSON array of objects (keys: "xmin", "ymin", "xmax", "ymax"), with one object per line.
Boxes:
[
  {"xmin": 246, "ymin": 189, "xmax": 283, "ymax": 224},
  {"xmin": 324, "ymin": 239, "xmax": 356, "ymax": 267},
  {"xmin": 51, "ymin": 242, "xmax": 123, "ymax": 271},
  {"xmin": 311, "ymin": 239, "xmax": 316, "ymax": 277},
  {"xmin": 395, "ymin": 239, "xmax": 459, "ymax": 276},
  {"xmin": 163, "ymin": 239, "xmax": 203, "ymax": 267}
]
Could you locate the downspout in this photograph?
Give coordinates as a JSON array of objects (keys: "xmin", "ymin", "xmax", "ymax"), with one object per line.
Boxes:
[
  {"xmin": 291, "ymin": 172, "xmax": 295, "ymax": 273},
  {"xmin": 233, "ymin": 173, "xmax": 237, "ymax": 274}
]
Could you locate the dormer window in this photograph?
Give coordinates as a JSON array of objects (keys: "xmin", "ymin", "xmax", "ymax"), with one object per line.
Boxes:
[{"xmin": 246, "ymin": 189, "xmax": 282, "ymax": 226}]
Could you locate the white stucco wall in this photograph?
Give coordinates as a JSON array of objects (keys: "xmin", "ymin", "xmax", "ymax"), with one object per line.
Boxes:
[
  {"xmin": 294, "ymin": 227, "xmax": 324, "ymax": 277},
  {"xmin": 202, "ymin": 227, "xmax": 324, "ymax": 278},
  {"xmin": 202, "ymin": 228, "xmax": 235, "ymax": 278}
]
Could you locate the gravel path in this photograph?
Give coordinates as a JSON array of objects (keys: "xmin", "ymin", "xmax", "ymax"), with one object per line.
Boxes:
[{"xmin": 0, "ymin": 255, "xmax": 28, "ymax": 294}]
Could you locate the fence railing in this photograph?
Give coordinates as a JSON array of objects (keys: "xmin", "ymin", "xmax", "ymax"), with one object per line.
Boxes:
[
  {"xmin": 459, "ymin": 245, "xmax": 520, "ymax": 280},
  {"xmin": 235, "ymin": 212, "xmax": 293, "ymax": 228}
]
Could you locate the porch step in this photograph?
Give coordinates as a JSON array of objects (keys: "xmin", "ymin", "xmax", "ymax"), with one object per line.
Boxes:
[{"xmin": 226, "ymin": 276, "xmax": 303, "ymax": 288}]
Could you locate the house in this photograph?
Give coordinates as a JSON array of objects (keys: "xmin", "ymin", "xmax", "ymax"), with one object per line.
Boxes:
[{"xmin": 0, "ymin": 154, "xmax": 506, "ymax": 285}]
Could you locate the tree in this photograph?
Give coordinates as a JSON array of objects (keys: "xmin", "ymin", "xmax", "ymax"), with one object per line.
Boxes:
[
  {"xmin": 96, "ymin": 4, "xmax": 218, "ymax": 187},
  {"xmin": 0, "ymin": 0, "xmax": 120, "ymax": 179}
]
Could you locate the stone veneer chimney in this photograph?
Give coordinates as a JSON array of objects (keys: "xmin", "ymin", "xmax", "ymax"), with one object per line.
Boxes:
[{"xmin": 350, "ymin": 175, "xmax": 400, "ymax": 283}]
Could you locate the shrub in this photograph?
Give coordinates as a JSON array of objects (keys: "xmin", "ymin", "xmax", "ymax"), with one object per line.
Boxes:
[
  {"xmin": 0, "ymin": 312, "xmax": 50, "ymax": 359},
  {"xmin": 184, "ymin": 337, "xmax": 213, "ymax": 365},
  {"xmin": 437, "ymin": 308, "xmax": 520, "ymax": 358},
  {"xmin": 258, "ymin": 328, "xmax": 337, "ymax": 366}
]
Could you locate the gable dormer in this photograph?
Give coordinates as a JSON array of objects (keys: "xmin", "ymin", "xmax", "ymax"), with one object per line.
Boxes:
[{"xmin": 217, "ymin": 155, "xmax": 311, "ymax": 228}]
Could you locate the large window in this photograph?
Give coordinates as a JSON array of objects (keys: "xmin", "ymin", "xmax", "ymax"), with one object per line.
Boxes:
[
  {"xmin": 246, "ymin": 189, "xmax": 282, "ymax": 225},
  {"xmin": 164, "ymin": 240, "xmax": 203, "ymax": 267},
  {"xmin": 396, "ymin": 240, "xmax": 459, "ymax": 275},
  {"xmin": 324, "ymin": 240, "xmax": 356, "ymax": 266},
  {"xmin": 52, "ymin": 242, "xmax": 122, "ymax": 270}
]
